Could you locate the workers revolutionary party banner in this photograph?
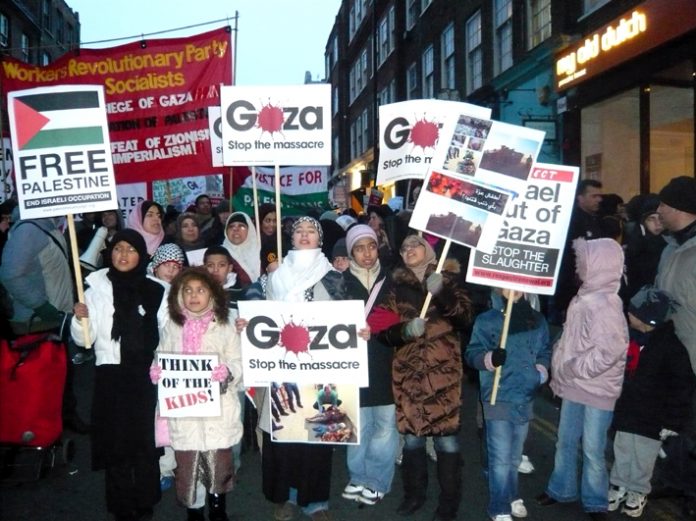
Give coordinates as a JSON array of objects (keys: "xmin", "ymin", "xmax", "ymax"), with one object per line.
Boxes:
[
  {"xmin": 1, "ymin": 27, "xmax": 232, "ymax": 185},
  {"xmin": 7, "ymin": 85, "xmax": 118, "ymax": 219},
  {"xmin": 231, "ymin": 165, "xmax": 330, "ymax": 216},
  {"xmin": 376, "ymin": 99, "xmax": 491, "ymax": 186},
  {"xmin": 466, "ymin": 163, "xmax": 579, "ymax": 294}
]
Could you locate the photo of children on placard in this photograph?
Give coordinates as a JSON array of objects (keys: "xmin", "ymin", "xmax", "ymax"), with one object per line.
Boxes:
[
  {"xmin": 478, "ymin": 132, "xmax": 541, "ymax": 181},
  {"xmin": 443, "ymin": 115, "xmax": 492, "ymax": 175},
  {"xmin": 270, "ymin": 382, "xmax": 360, "ymax": 445}
]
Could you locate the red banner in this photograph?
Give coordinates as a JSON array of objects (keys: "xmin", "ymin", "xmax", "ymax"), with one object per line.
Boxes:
[{"xmin": 1, "ymin": 27, "xmax": 232, "ymax": 185}]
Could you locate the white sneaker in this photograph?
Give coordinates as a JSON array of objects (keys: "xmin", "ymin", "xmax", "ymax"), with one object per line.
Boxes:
[
  {"xmin": 341, "ymin": 482, "xmax": 364, "ymax": 500},
  {"xmin": 357, "ymin": 487, "xmax": 384, "ymax": 505},
  {"xmin": 510, "ymin": 499, "xmax": 528, "ymax": 518},
  {"xmin": 491, "ymin": 515, "xmax": 513, "ymax": 521},
  {"xmin": 608, "ymin": 485, "xmax": 627, "ymax": 511},
  {"xmin": 517, "ymin": 455, "xmax": 535, "ymax": 474},
  {"xmin": 622, "ymin": 491, "xmax": 647, "ymax": 517}
]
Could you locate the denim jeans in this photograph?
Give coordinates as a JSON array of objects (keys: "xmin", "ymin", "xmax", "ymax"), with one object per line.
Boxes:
[
  {"xmin": 403, "ymin": 432, "xmax": 460, "ymax": 453},
  {"xmin": 346, "ymin": 405, "xmax": 399, "ymax": 493},
  {"xmin": 485, "ymin": 419, "xmax": 529, "ymax": 517},
  {"xmin": 546, "ymin": 399, "xmax": 613, "ymax": 512}
]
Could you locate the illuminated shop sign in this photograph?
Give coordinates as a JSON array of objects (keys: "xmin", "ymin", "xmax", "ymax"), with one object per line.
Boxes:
[{"xmin": 554, "ymin": 0, "xmax": 696, "ymax": 91}]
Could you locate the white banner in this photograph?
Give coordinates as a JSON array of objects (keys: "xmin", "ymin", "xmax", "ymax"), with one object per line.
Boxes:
[
  {"xmin": 237, "ymin": 300, "xmax": 368, "ymax": 386},
  {"xmin": 220, "ymin": 84, "xmax": 332, "ymax": 166},
  {"xmin": 377, "ymin": 100, "xmax": 491, "ymax": 186},
  {"xmin": 8, "ymin": 85, "xmax": 119, "ymax": 219},
  {"xmin": 208, "ymin": 106, "xmax": 223, "ymax": 167},
  {"xmin": 157, "ymin": 353, "xmax": 221, "ymax": 418},
  {"xmin": 466, "ymin": 163, "xmax": 580, "ymax": 294},
  {"xmin": 115, "ymin": 181, "xmax": 146, "ymax": 221}
]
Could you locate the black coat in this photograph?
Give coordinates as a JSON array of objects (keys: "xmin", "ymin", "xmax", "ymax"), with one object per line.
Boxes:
[{"xmin": 613, "ymin": 322, "xmax": 696, "ymax": 440}]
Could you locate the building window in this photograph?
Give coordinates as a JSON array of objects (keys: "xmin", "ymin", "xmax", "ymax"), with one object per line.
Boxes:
[
  {"xmin": 66, "ymin": 24, "xmax": 74, "ymax": 46},
  {"xmin": 376, "ymin": 5, "xmax": 395, "ymax": 67},
  {"xmin": 361, "ymin": 109, "xmax": 370, "ymax": 154},
  {"xmin": 583, "ymin": 0, "xmax": 612, "ymax": 16},
  {"xmin": 406, "ymin": 62, "xmax": 418, "ymax": 100},
  {"xmin": 333, "ymin": 86, "xmax": 339, "ymax": 116},
  {"xmin": 41, "ymin": 52, "xmax": 51, "ymax": 65},
  {"xmin": 349, "ymin": 47, "xmax": 369, "ymax": 103},
  {"xmin": 0, "ymin": 13, "xmax": 9, "ymax": 48},
  {"xmin": 333, "ymin": 135, "xmax": 340, "ymax": 167},
  {"xmin": 466, "ymin": 11, "xmax": 483, "ymax": 94},
  {"xmin": 441, "ymin": 23, "xmax": 455, "ymax": 90},
  {"xmin": 494, "ymin": 0, "xmax": 513, "ymax": 74},
  {"xmin": 378, "ymin": 79, "xmax": 396, "ymax": 106},
  {"xmin": 42, "ymin": 0, "xmax": 51, "ymax": 32},
  {"xmin": 350, "ymin": 120, "xmax": 358, "ymax": 158},
  {"xmin": 422, "ymin": 45, "xmax": 434, "ymax": 99},
  {"xmin": 420, "ymin": 0, "xmax": 433, "ymax": 13},
  {"xmin": 405, "ymin": 0, "xmax": 418, "ymax": 31},
  {"xmin": 56, "ymin": 10, "xmax": 64, "ymax": 44},
  {"xmin": 20, "ymin": 33, "xmax": 30, "ymax": 62},
  {"xmin": 349, "ymin": 0, "xmax": 369, "ymax": 40},
  {"xmin": 528, "ymin": 0, "xmax": 551, "ymax": 49},
  {"xmin": 326, "ymin": 35, "xmax": 338, "ymax": 74}
]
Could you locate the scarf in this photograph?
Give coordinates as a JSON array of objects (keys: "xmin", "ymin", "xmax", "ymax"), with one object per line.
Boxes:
[
  {"xmin": 223, "ymin": 212, "xmax": 261, "ymax": 282},
  {"xmin": 348, "ymin": 259, "xmax": 381, "ymax": 291},
  {"xmin": 403, "ymin": 235, "xmax": 436, "ymax": 282},
  {"xmin": 266, "ymin": 248, "xmax": 333, "ymax": 302},
  {"xmin": 182, "ymin": 307, "xmax": 215, "ymax": 355},
  {"xmin": 126, "ymin": 201, "xmax": 164, "ymax": 256}
]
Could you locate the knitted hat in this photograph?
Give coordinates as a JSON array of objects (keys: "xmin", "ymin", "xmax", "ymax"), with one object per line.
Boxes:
[
  {"xmin": 331, "ymin": 238, "xmax": 348, "ymax": 260},
  {"xmin": 659, "ymin": 176, "xmax": 696, "ymax": 215},
  {"xmin": 628, "ymin": 286, "xmax": 676, "ymax": 327},
  {"xmin": 346, "ymin": 224, "xmax": 377, "ymax": 257},
  {"xmin": 150, "ymin": 243, "xmax": 186, "ymax": 270},
  {"xmin": 291, "ymin": 216, "xmax": 323, "ymax": 246}
]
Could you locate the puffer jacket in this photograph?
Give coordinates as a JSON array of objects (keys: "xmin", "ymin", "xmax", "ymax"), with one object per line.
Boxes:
[
  {"xmin": 378, "ymin": 260, "xmax": 472, "ymax": 436},
  {"xmin": 550, "ymin": 238, "xmax": 629, "ymax": 411},
  {"xmin": 157, "ymin": 311, "xmax": 243, "ymax": 451}
]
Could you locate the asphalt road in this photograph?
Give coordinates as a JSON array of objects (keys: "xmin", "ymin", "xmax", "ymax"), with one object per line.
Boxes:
[{"xmin": 0, "ymin": 361, "xmax": 687, "ymax": 521}]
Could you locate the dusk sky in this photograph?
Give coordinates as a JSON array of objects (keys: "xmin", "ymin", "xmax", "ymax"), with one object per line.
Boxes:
[{"xmin": 68, "ymin": 0, "xmax": 341, "ymax": 86}]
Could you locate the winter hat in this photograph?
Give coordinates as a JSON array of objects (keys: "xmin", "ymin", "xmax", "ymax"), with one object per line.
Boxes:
[
  {"xmin": 659, "ymin": 176, "xmax": 696, "ymax": 214},
  {"xmin": 346, "ymin": 224, "xmax": 377, "ymax": 257},
  {"xmin": 628, "ymin": 286, "xmax": 676, "ymax": 327},
  {"xmin": 639, "ymin": 194, "xmax": 661, "ymax": 222},
  {"xmin": 331, "ymin": 238, "xmax": 348, "ymax": 260},
  {"xmin": 336, "ymin": 214, "xmax": 357, "ymax": 231},
  {"xmin": 291, "ymin": 216, "xmax": 323, "ymax": 246},
  {"xmin": 150, "ymin": 243, "xmax": 186, "ymax": 271}
]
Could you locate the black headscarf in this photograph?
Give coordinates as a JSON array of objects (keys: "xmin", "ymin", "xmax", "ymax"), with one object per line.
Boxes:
[{"xmin": 107, "ymin": 229, "xmax": 163, "ymax": 364}]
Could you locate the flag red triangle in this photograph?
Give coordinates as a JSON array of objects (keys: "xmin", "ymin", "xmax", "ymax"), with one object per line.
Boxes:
[{"xmin": 13, "ymin": 99, "xmax": 50, "ymax": 149}]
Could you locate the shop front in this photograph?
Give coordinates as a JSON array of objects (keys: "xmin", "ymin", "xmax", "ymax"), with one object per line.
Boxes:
[{"xmin": 555, "ymin": 0, "xmax": 695, "ymax": 199}]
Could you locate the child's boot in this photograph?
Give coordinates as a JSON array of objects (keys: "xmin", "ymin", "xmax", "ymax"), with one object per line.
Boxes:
[{"xmin": 208, "ymin": 493, "xmax": 229, "ymax": 521}]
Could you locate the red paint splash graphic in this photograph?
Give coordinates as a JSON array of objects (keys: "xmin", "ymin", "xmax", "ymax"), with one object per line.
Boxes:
[
  {"xmin": 409, "ymin": 116, "xmax": 439, "ymax": 150},
  {"xmin": 257, "ymin": 102, "xmax": 285, "ymax": 134},
  {"xmin": 279, "ymin": 321, "xmax": 311, "ymax": 356}
]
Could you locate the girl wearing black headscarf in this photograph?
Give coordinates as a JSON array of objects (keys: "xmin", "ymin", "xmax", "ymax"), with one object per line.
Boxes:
[{"xmin": 72, "ymin": 229, "xmax": 167, "ymax": 521}]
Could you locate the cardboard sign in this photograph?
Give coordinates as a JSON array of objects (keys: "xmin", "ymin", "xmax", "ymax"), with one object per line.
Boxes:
[
  {"xmin": 237, "ymin": 300, "xmax": 368, "ymax": 386},
  {"xmin": 8, "ymin": 85, "xmax": 118, "ymax": 219},
  {"xmin": 157, "ymin": 352, "xmax": 221, "ymax": 418},
  {"xmin": 220, "ymin": 84, "xmax": 332, "ymax": 166}
]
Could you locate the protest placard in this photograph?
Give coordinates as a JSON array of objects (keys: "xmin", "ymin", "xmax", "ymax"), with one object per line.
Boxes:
[
  {"xmin": 7, "ymin": 85, "xmax": 118, "ymax": 219},
  {"xmin": 466, "ymin": 163, "xmax": 580, "ymax": 294},
  {"xmin": 377, "ymin": 99, "xmax": 491, "ymax": 186},
  {"xmin": 1, "ymin": 28, "xmax": 231, "ymax": 185},
  {"xmin": 231, "ymin": 165, "xmax": 330, "ymax": 216},
  {"xmin": 220, "ymin": 84, "xmax": 331, "ymax": 166},
  {"xmin": 157, "ymin": 353, "xmax": 221, "ymax": 418},
  {"xmin": 269, "ymin": 382, "xmax": 360, "ymax": 445},
  {"xmin": 208, "ymin": 106, "xmax": 223, "ymax": 167},
  {"xmin": 237, "ymin": 300, "xmax": 368, "ymax": 386}
]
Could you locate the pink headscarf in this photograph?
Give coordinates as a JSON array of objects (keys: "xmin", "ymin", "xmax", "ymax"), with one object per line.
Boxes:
[{"xmin": 126, "ymin": 201, "xmax": 164, "ymax": 256}]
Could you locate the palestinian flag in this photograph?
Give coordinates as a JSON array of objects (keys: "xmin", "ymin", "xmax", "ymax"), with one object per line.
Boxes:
[{"xmin": 11, "ymin": 89, "xmax": 105, "ymax": 151}]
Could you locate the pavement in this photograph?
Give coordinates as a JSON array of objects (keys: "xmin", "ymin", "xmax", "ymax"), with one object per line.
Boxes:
[{"xmin": 0, "ymin": 359, "xmax": 688, "ymax": 521}]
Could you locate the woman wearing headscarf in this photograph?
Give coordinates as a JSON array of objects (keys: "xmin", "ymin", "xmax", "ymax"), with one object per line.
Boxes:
[
  {"xmin": 126, "ymin": 200, "xmax": 165, "ymax": 257},
  {"xmin": 240, "ymin": 216, "xmax": 354, "ymax": 521},
  {"xmin": 376, "ymin": 234, "xmax": 473, "ymax": 521},
  {"xmin": 222, "ymin": 212, "xmax": 261, "ymax": 287},
  {"xmin": 258, "ymin": 203, "xmax": 290, "ymax": 274},
  {"xmin": 71, "ymin": 229, "xmax": 168, "ymax": 521},
  {"xmin": 173, "ymin": 212, "xmax": 206, "ymax": 253}
]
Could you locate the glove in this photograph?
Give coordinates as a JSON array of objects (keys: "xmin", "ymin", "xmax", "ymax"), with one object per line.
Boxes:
[
  {"xmin": 659, "ymin": 428, "xmax": 678, "ymax": 441},
  {"xmin": 426, "ymin": 273, "xmax": 444, "ymax": 295},
  {"xmin": 34, "ymin": 302, "xmax": 62, "ymax": 323},
  {"xmin": 149, "ymin": 365, "xmax": 162, "ymax": 384},
  {"xmin": 403, "ymin": 317, "xmax": 426, "ymax": 339},
  {"xmin": 491, "ymin": 348, "xmax": 507, "ymax": 368},
  {"xmin": 211, "ymin": 364, "xmax": 230, "ymax": 383}
]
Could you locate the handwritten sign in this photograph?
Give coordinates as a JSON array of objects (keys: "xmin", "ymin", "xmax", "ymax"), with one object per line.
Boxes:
[{"xmin": 157, "ymin": 352, "xmax": 221, "ymax": 417}]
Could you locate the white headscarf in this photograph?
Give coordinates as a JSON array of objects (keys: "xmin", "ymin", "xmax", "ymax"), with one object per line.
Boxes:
[{"xmin": 222, "ymin": 212, "xmax": 261, "ymax": 282}]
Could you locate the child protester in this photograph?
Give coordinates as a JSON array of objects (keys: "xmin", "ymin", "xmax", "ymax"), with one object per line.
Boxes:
[
  {"xmin": 150, "ymin": 268, "xmax": 243, "ymax": 521},
  {"xmin": 203, "ymin": 245, "xmax": 243, "ymax": 309},
  {"xmin": 466, "ymin": 289, "xmax": 551, "ymax": 521},
  {"xmin": 608, "ymin": 287, "xmax": 696, "ymax": 517}
]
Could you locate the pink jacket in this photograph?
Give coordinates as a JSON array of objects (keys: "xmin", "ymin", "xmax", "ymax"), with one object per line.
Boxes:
[{"xmin": 550, "ymin": 238, "xmax": 629, "ymax": 411}]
